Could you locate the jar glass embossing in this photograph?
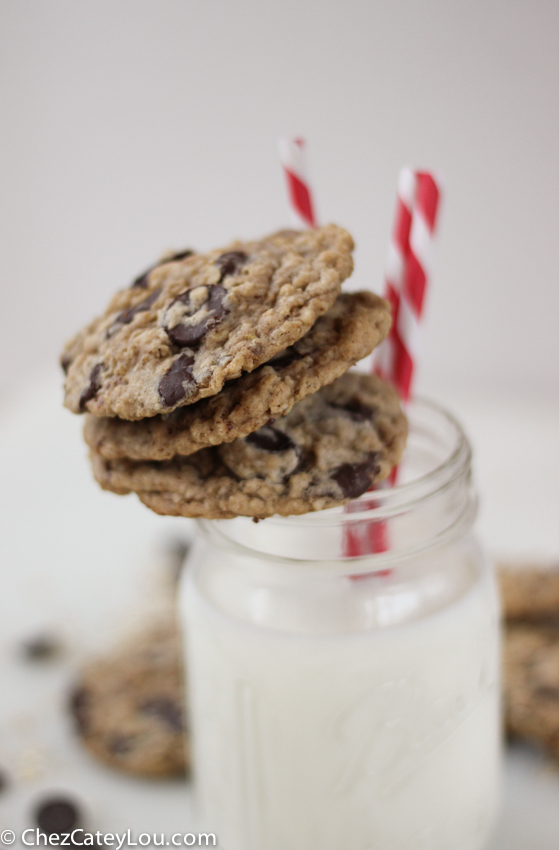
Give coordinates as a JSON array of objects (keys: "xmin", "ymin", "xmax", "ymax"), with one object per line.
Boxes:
[{"xmin": 179, "ymin": 398, "xmax": 502, "ymax": 850}]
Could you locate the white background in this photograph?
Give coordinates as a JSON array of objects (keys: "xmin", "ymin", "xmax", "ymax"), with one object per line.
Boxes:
[
  {"xmin": 0, "ymin": 0, "xmax": 558, "ymax": 396},
  {"xmin": 0, "ymin": 1, "xmax": 558, "ymax": 842}
]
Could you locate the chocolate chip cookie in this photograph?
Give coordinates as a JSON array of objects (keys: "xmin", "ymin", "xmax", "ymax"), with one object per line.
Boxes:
[
  {"xmin": 62, "ymin": 226, "xmax": 354, "ymax": 420},
  {"xmin": 504, "ymin": 623, "xmax": 559, "ymax": 760},
  {"xmin": 70, "ymin": 622, "xmax": 187, "ymax": 778},
  {"xmin": 89, "ymin": 372, "xmax": 407, "ymax": 519},
  {"xmin": 84, "ymin": 292, "xmax": 391, "ymax": 461},
  {"xmin": 499, "ymin": 562, "xmax": 559, "ymax": 622}
]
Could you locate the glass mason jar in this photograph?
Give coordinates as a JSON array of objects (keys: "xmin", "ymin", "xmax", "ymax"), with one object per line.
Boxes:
[{"xmin": 179, "ymin": 398, "xmax": 502, "ymax": 850}]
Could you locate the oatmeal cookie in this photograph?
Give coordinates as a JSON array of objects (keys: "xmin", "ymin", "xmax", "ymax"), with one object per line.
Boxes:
[
  {"xmin": 62, "ymin": 226, "xmax": 354, "ymax": 419},
  {"xmin": 69, "ymin": 622, "xmax": 187, "ymax": 778},
  {"xmin": 90, "ymin": 372, "xmax": 408, "ymax": 519},
  {"xmin": 84, "ymin": 292, "xmax": 391, "ymax": 460},
  {"xmin": 499, "ymin": 562, "xmax": 559, "ymax": 622},
  {"xmin": 504, "ymin": 623, "xmax": 559, "ymax": 760}
]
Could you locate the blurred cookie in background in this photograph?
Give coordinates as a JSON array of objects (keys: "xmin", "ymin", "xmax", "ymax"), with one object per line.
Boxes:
[
  {"xmin": 69, "ymin": 618, "xmax": 187, "ymax": 779},
  {"xmin": 499, "ymin": 561, "xmax": 559, "ymax": 763},
  {"xmin": 503, "ymin": 623, "xmax": 559, "ymax": 760},
  {"xmin": 499, "ymin": 561, "xmax": 559, "ymax": 622},
  {"xmin": 68, "ymin": 536, "xmax": 190, "ymax": 779}
]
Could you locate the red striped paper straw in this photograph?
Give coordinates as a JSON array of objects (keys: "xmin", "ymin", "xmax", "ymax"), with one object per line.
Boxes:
[
  {"xmin": 346, "ymin": 170, "xmax": 441, "ymax": 560},
  {"xmin": 278, "ymin": 138, "xmax": 317, "ymax": 228},
  {"xmin": 275, "ymin": 145, "xmax": 441, "ymax": 559},
  {"xmin": 375, "ymin": 170, "xmax": 441, "ymax": 402},
  {"xmin": 276, "ymin": 139, "xmax": 371, "ymax": 559},
  {"xmin": 374, "ymin": 167, "xmax": 416, "ymax": 392}
]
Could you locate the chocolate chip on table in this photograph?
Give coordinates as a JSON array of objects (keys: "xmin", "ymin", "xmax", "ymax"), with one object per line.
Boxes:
[
  {"xmin": 114, "ymin": 287, "xmax": 161, "ymax": 325},
  {"xmin": 214, "ymin": 251, "xmax": 248, "ymax": 280},
  {"xmin": 34, "ymin": 797, "xmax": 80, "ymax": 834},
  {"xmin": 165, "ymin": 284, "xmax": 229, "ymax": 347},
  {"xmin": 331, "ymin": 453, "xmax": 381, "ymax": 499},
  {"xmin": 140, "ymin": 697, "xmax": 184, "ymax": 732},
  {"xmin": 78, "ymin": 363, "xmax": 103, "ymax": 412},
  {"xmin": 0, "ymin": 769, "xmax": 9, "ymax": 793},
  {"xmin": 246, "ymin": 425, "xmax": 297, "ymax": 453},
  {"xmin": 131, "ymin": 250, "xmax": 194, "ymax": 289},
  {"xmin": 159, "ymin": 353, "xmax": 196, "ymax": 407},
  {"xmin": 21, "ymin": 634, "xmax": 61, "ymax": 661}
]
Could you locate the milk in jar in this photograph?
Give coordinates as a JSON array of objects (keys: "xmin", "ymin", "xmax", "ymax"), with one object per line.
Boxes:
[{"xmin": 180, "ymin": 399, "xmax": 502, "ymax": 850}]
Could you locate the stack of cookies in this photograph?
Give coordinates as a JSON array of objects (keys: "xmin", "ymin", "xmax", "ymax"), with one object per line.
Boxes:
[{"xmin": 61, "ymin": 225, "xmax": 407, "ymax": 519}]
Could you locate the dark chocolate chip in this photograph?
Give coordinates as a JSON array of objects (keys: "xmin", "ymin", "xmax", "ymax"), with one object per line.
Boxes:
[
  {"xmin": 535, "ymin": 684, "xmax": 559, "ymax": 699},
  {"xmin": 168, "ymin": 249, "xmax": 195, "ymax": 262},
  {"xmin": 218, "ymin": 459, "xmax": 243, "ymax": 482},
  {"xmin": 332, "ymin": 397, "xmax": 376, "ymax": 422},
  {"xmin": 331, "ymin": 453, "xmax": 381, "ymax": 499},
  {"xmin": 140, "ymin": 697, "xmax": 184, "ymax": 732},
  {"xmin": 35, "ymin": 797, "xmax": 80, "ymax": 834},
  {"xmin": 206, "ymin": 283, "xmax": 229, "ymax": 315},
  {"xmin": 246, "ymin": 425, "xmax": 297, "ymax": 453},
  {"xmin": 78, "ymin": 363, "xmax": 103, "ymax": 412},
  {"xmin": 158, "ymin": 353, "xmax": 196, "ymax": 407},
  {"xmin": 60, "ymin": 353, "xmax": 72, "ymax": 375},
  {"xmin": 131, "ymin": 250, "xmax": 194, "ymax": 288},
  {"xmin": 114, "ymin": 287, "xmax": 161, "ymax": 325},
  {"xmin": 165, "ymin": 284, "xmax": 229, "ymax": 347},
  {"xmin": 215, "ymin": 251, "xmax": 248, "ymax": 280},
  {"xmin": 70, "ymin": 687, "xmax": 90, "ymax": 734},
  {"xmin": 132, "ymin": 271, "xmax": 151, "ymax": 290},
  {"xmin": 21, "ymin": 634, "xmax": 61, "ymax": 661},
  {"xmin": 166, "ymin": 320, "xmax": 207, "ymax": 347},
  {"xmin": 108, "ymin": 734, "xmax": 134, "ymax": 755},
  {"xmin": 0, "ymin": 770, "xmax": 9, "ymax": 794},
  {"xmin": 292, "ymin": 447, "xmax": 313, "ymax": 475},
  {"xmin": 268, "ymin": 348, "xmax": 303, "ymax": 370}
]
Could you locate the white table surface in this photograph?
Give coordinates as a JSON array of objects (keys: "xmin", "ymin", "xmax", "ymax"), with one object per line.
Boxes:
[{"xmin": 0, "ymin": 370, "xmax": 557, "ymax": 847}]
